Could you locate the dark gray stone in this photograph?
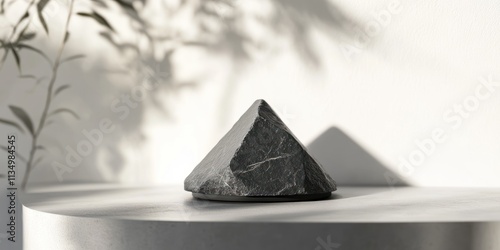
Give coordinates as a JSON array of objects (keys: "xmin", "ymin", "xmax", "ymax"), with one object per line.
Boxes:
[{"xmin": 184, "ymin": 99, "xmax": 336, "ymax": 200}]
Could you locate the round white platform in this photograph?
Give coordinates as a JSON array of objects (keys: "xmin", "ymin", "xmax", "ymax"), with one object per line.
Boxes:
[{"xmin": 22, "ymin": 185, "xmax": 500, "ymax": 250}]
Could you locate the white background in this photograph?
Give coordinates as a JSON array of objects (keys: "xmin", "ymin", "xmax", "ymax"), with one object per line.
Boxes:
[{"xmin": 0, "ymin": 0, "xmax": 499, "ymax": 189}]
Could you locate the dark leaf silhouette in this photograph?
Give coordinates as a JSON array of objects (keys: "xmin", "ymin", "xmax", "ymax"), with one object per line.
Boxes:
[
  {"xmin": 11, "ymin": 48, "xmax": 21, "ymax": 72},
  {"xmin": 18, "ymin": 32, "xmax": 36, "ymax": 42},
  {"xmin": 19, "ymin": 74, "xmax": 37, "ymax": 79},
  {"xmin": 0, "ymin": 118, "xmax": 24, "ymax": 133},
  {"xmin": 78, "ymin": 11, "xmax": 115, "ymax": 32},
  {"xmin": 0, "ymin": 0, "xmax": 5, "ymax": 14},
  {"xmin": 39, "ymin": 15, "xmax": 48, "ymax": 34},
  {"xmin": 92, "ymin": 0, "xmax": 108, "ymax": 8},
  {"xmin": 114, "ymin": 0, "xmax": 134, "ymax": 10},
  {"xmin": 18, "ymin": 12, "xmax": 30, "ymax": 25},
  {"xmin": 48, "ymin": 108, "xmax": 80, "ymax": 120},
  {"xmin": 37, "ymin": 0, "xmax": 50, "ymax": 11},
  {"xmin": 61, "ymin": 54, "xmax": 85, "ymax": 64},
  {"xmin": 0, "ymin": 48, "xmax": 9, "ymax": 67},
  {"xmin": 113, "ymin": 0, "xmax": 142, "ymax": 24},
  {"xmin": 9, "ymin": 105, "xmax": 35, "ymax": 135},
  {"xmin": 37, "ymin": 0, "xmax": 51, "ymax": 34},
  {"xmin": 16, "ymin": 15, "xmax": 32, "ymax": 41},
  {"xmin": 36, "ymin": 145, "xmax": 46, "ymax": 151},
  {"xmin": 53, "ymin": 84, "xmax": 70, "ymax": 96}
]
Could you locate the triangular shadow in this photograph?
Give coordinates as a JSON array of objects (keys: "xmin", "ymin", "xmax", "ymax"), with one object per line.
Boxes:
[{"xmin": 308, "ymin": 127, "xmax": 409, "ymax": 187}]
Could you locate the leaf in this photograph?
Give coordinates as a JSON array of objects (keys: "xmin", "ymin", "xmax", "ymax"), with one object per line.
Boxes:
[
  {"xmin": 60, "ymin": 54, "xmax": 85, "ymax": 64},
  {"xmin": 14, "ymin": 13, "xmax": 32, "ymax": 43},
  {"xmin": 11, "ymin": 48, "xmax": 21, "ymax": 73},
  {"xmin": 9, "ymin": 106, "xmax": 35, "ymax": 135},
  {"xmin": 64, "ymin": 31, "xmax": 70, "ymax": 43},
  {"xmin": 19, "ymin": 74, "xmax": 37, "ymax": 79},
  {"xmin": 0, "ymin": 0, "xmax": 5, "ymax": 14},
  {"xmin": 15, "ymin": 43, "xmax": 53, "ymax": 66},
  {"xmin": 53, "ymin": 84, "xmax": 70, "ymax": 96},
  {"xmin": 48, "ymin": 108, "xmax": 80, "ymax": 120},
  {"xmin": 18, "ymin": 12, "xmax": 30, "ymax": 26},
  {"xmin": 38, "ymin": 14, "xmax": 49, "ymax": 34},
  {"xmin": 0, "ymin": 118, "xmax": 24, "ymax": 133},
  {"xmin": 0, "ymin": 48, "xmax": 9, "ymax": 68},
  {"xmin": 78, "ymin": 11, "xmax": 115, "ymax": 32},
  {"xmin": 36, "ymin": 145, "xmax": 46, "ymax": 151},
  {"xmin": 12, "ymin": 12, "xmax": 30, "ymax": 36},
  {"xmin": 19, "ymin": 32, "xmax": 36, "ymax": 42},
  {"xmin": 113, "ymin": 0, "xmax": 142, "ymax": 24},
  {"xmin": 38, "ymin": 0, "xmax": 50, "ymax": 11},
  {"xmin": 91, "ymin": 0, "xmax": 108, "ymax": 8},
  {"xmin": 114, "ymin": 0, "xmax": 134, "ymax": 11},
  {"xmin": 37, "ymin": 0, "xmax": 51, "ymax": 34},
  {"xmin": 115, "ymin": 0, "xmax": 141, "ymax": 21}
]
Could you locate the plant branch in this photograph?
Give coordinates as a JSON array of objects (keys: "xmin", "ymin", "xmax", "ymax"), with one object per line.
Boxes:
[{"xmin": 21, "ymin": 0, "xmax": 75, "ymax": 190}]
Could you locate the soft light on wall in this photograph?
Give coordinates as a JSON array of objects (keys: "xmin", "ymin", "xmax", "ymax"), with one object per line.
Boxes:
[{"xmin": 0, "ymin": 0, "xmax": 499, "ymax": 189}]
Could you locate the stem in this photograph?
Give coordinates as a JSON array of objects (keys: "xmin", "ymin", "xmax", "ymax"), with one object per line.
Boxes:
[{"xmin": 21, "ymin": 0, "xmax": 75, "ymax": 190}]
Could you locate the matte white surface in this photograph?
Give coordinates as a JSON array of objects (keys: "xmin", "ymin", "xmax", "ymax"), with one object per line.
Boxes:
[
  {"xmin": 22, "ymin": 185, "xmax": 500, "ymax": 250},
  {"xmin": 22, "ymin": 185, "xmax": 500, "ymax": 222}
]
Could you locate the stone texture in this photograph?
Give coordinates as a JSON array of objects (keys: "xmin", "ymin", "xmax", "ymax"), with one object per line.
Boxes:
[{"xmin": 184, "ymin": 99, "xmax": 336, "ymax": 197}]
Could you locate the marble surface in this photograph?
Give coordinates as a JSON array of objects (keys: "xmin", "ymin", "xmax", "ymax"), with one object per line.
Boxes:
[{"xmin": 22, "ymin": 185, "xmax": 500, "ymax": 250}]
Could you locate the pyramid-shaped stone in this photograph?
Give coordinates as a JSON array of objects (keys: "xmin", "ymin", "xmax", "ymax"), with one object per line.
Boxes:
[{"xmin": 184, "ymin": 99, "xmax": 336, "ymax": 200}]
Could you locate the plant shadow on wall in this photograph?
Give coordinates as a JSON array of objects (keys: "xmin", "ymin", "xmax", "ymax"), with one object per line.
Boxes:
[
  {"xmin": 0, "ymin": 0, "xmax": 157, "ymax": 190},
  {"xmin": 0, "ymin": 0, "xmax": 358, "ymax": 190}
]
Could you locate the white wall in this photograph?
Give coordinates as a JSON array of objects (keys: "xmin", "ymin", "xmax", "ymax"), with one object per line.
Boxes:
[{"xmin": 1, "ymin": 0, "xmax": 499, "ymax": 188}]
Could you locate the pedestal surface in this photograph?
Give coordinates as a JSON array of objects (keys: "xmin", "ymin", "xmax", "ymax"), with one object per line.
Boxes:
[{"xmin": 22, "ymin": 185, "xmax": 500, "ymax": 250}]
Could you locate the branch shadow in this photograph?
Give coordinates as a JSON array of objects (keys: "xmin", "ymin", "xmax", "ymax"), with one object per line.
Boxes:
[
  {"xmin": 187, "ymin": 0, "xmax": 358, "ymax": 67},
  {"xmin": 2, "ymin": 0, "xmax": 364, "ymax": 191}
]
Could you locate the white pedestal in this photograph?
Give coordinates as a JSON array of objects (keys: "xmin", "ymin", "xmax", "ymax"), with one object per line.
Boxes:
[{"xmin": 22, "ymin": 185, "xmax": 500, "ymax": 250}]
